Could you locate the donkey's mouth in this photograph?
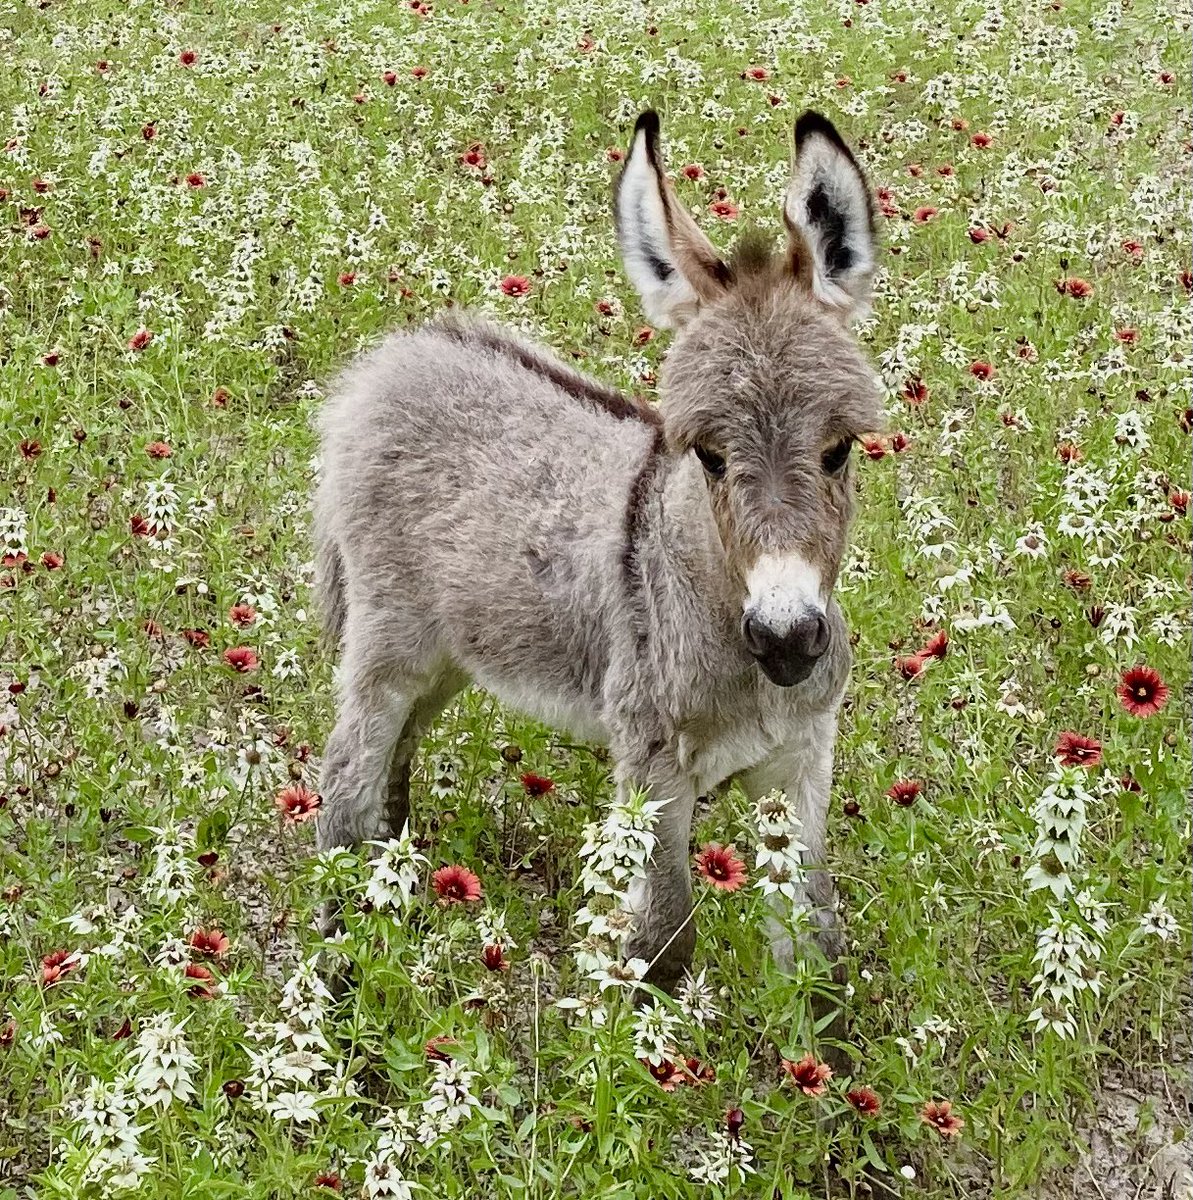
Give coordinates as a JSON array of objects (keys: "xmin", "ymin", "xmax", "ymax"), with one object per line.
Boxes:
[
  {"xmin": 754, "ymin": 654, "xmax": 818, "ymax": 688},
  {"xmin": 742, "ymin": 610, "xmax": 828, "ymax": 688}
]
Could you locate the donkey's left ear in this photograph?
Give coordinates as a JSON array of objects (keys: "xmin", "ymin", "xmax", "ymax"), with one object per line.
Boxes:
[
  {"xmin": 783, "ymin": 111, "xmax": 877, "ymax": 319},
  {"xmin": 615, "ymin": 111, "xmax": 732, "ymax": 329}
]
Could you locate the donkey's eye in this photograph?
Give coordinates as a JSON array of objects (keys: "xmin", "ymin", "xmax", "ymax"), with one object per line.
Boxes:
[
  {"xmin": 821, "ymin": 437, "xmax": 853, "ymax": 474},
  {"xmin": 694, "ymin": 444, "xmax": 727, "ymax": 480}
]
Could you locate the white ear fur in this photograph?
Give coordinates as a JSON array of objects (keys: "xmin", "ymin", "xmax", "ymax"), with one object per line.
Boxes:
[
  {"xmin": 614, "ymin": 112, "xmax": 728, "ymax": 328},
  {"xmin": 783, "ymin": 112, "xmax": 876, "ymax": 319}
]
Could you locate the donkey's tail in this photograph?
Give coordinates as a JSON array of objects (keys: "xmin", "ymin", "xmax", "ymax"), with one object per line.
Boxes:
[{"xmin": 315, "ymin": 529, "xmax": 347, "ymax": 645}]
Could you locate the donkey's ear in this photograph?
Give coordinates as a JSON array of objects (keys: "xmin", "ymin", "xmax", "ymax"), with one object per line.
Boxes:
[
  {"xmin": 783, "ymin": 111, "xmax": 876, "ymax": 319},
  {"xmin": 615, "ymin": 111, "xmax": 732, "ymax": 328}
]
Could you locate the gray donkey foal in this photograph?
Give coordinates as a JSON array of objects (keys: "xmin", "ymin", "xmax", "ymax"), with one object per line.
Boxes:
[{"xmin": 315, "ymin": 110, "xmax": 881, "ymax": 996}]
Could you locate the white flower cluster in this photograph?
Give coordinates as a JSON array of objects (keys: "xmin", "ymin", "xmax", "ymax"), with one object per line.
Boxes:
[
  {"xmin": 1028, "ymin": 910, "xmax": 1103, "ymax": 1039},
  {"xmin": 143, "ymin": 477, "xmax": 180, "ymax": 539},
  {"xmin": 65, "ymin": 1078, "xmax": 155, "ymax": 1195},
  {"xmin": 688, "ymin": 1129, "xmax": 756, "ymax": 1186},
  {"xmin": 364, "ymin": 825, "xmax": 428, "ymax": 911},
  {"xmin": 131, "ymin": 1015, "xmax": 198, "ymax": 1109},
  {"xmin": 1024, "ymin": 767, "xmax": 1093, "ymax": 900},
  {"xmin": 1139, "ymin": 896, "xmax": 1179, "ymax": 941},
  {"xmin": 0, "ymin": 505, "xmax": 29, "ymax": 558},
  {"xmin": 751, "ymin": 788, "xmax": 809, "ymax": 910},
  {"xmin": 632, "ymin": 1002, "xmax": 681, "ymax": 1067}
]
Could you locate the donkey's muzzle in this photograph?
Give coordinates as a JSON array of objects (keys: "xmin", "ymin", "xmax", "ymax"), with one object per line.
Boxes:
[{"xmin": 741, "ymin": 609, "xmax": 830, "ymax": 687}]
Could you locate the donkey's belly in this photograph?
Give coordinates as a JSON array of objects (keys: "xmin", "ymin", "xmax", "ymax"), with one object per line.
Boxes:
[{"xmin": 470, "ymin": 668, "xmax": 609, "ymax": 745}]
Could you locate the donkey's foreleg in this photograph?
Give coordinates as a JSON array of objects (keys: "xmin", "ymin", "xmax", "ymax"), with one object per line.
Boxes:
[{"xmin": 617, "ymin": 764, "xmax": 698, "ymax": 995}]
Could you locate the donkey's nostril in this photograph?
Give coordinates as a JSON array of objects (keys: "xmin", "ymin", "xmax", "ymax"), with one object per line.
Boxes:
[
  {"xmin": 741, "ymin": 611, "xmax": 769, "ymax": 657},
  {"xmin": 802, "ymin": 611, "xmax": 831, "ymax": 660}
]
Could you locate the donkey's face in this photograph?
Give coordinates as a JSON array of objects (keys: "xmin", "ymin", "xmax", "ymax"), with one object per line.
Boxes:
[{"xmin": 615, "ymin": 111, "xmax": 882, "ymax": 687}]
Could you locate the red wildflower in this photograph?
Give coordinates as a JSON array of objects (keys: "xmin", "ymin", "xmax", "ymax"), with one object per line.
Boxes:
[
  {"xmin": 890, "ymin": 431, "xmax": 909, "ymax": 453},
  {"xmin": 127, "ymin": 328, "xmax": 154, "ymax": 351},
  {"xmin": 459, "ymin": 142, "xmax": 487, "ymax": 170},
  {"xmin": 682, "ymin": 163, "xmax": 704, "ymax": 180},
  {"xmin": 633, "ymin": 326, "xmax": 654, "ymax": 346},
  {"xmin": 968, "ymin": 226, "xmax": 990, "ymax": 243},
  {"xmin": 969, "ymin": 361, "xmax": 995, "ymax": 380},
  {"xmin": 1055, "ymin": 731, "xmax": 1102, "ymax": 769},
  {"xmin": 744, "ymin": 66, "xmax": 770, "ymax": 81},
  {"xmin": 921, "ymin": 1100, "xmax": 964, "ymax": 1137},
  {"xmin": 725, "ymin": 1106, "xmax": 745, "ymax": 1139},
  {"xmin": 1062, "ymin": 569, "xmax": 1092, "ymax": 591},
  {"xmin": 520, "ymin": 772, "xmax": 554, "ymax": 797},
  {"xmin": 222, "ymin": 646, "xmax": 258, "ymax": 673},
  {"xmin": 951, "ymin": 117, "xmax": 970, "ymax": 131},
  {"xmin": 189, "ymin": 928, "xmax": 230, "ymax": 958},
  {"xmin": 431, "ymin": 864, "xmax": 482, "ymax": 905},
  {"xmin": 29, "ymin": 222, "xmax": 50, "ymax": 240},
  {"xmin": 425, "ymin": 1036, "xmax": 457, "ymax": 1063},
  {"xmin": 142, "ymin": 122, "xmax": 157, "ymax": 140},
  {"xmin": 314, "ymin": 1175, "xmax": 343, "ymax": 1191},
  {"xmin": 782, "ymin": 1054, "xmax": 833, "ymax": 1096},
  {"xmin": 481, "ymin": 943, "xmax": 509, "ymax": 972},
  {"xmin": 228, "ymin": 603, "xmax": 257, "ymax": 627},
  {"xmin": 185, "ymin": 963, "xmax": 218, "ymax": 1000},
  {"xmin": 185, "ymin": 172, "xmax": 205, "ymax": 188},
  {"xmin": 410, "ymin": 65, "xmax": 428, "ymax": 79},
  {"xmin": 936, "ymin": 164, "xmax": 954, "ymax": 177},
  {"xmin": 211, "ymin": 386, "xmax": 230, "ymax": 407},
  {"xmin": 861, "ymin": 436, "xmax": 887, "ymax": 460},
  {"xmin": 605, "ymin": 148, "xmax": 624, "ymax": 163},
  {"xmin": 1117, "ymin": 665, "xmax": 1168, "ymax": 717},
  {"xmin": 887, "ymin": 779, "xmax": 922, "ymax": 806},
  {"xmin": 1056, "ymin": 441, "xmax": 1082, "ymax": 464},
  {"xmin": 179, "ymin": 49, "xmax": 197, "ymax": 66},
  {"xmin": 500, "ymin": 275, "xmax": 531, "ymax": 297},
  {"xmin": 41, "ymin": 551, "xmax": 63, "ymax": 569},
  {"xmin": 594, "ymin": 299, "xmax": 615, "ymax": 316},
  {"xmin": 895, "ymin": 654, "xmax": 925, "ymax": 679},
  {"xmin": 41, "ymin": 949, "xmax": 81, "ymax": 986},
  {"xmin": 180, "ymin": 627, "xmax": 210, "ymax": 648},
  {"xmin": 1, "ymin": 1019, "xmax": 16, "ymax": 1049},
  {"xmin": 919, "ymin": 629, "xmax": 949, "ymax": 659},
  {"xmin": 338, "ymin": 271, "xmax": 355, "ymax": 286},
  {"xmin": 42, "ymin": 350, "xmax": 61, "ymax": 366},
  {"xmin": 643, "ymin": 1057, "xmax": 686, "ymax": 1091},
  {"xmin": 1169, "ymin": 490, "xmax": 1188, "ymax": 515},
  {"xmin": 685, "ymin": 1056, "xmax": 716, "ymax": 1085},
  {"xmin": 145, "ymin": 441, "xmax": 172, "ymax": 459},
  {"xmin": 19, "ymin": 439, "xmax": 41, "ymax": 459},
  {"xmin": 970, "ymin": 132, "xmax": 992, "ymax": 148},
  {"xmin": 275, "ymin": 783, "xmax": 321, "ymax": 824},
  {"xmin": 709, "ymin": 199, "xmax": 739, "ymax": 220},
  {"xmin": 382, "ymin": 70, "xmax": 397, "ymax": 86},
  {"xmin": 902, "ymin": 376, "xmax": 929, "ymax": 405},
  {"xmin": 694, "ymin": 843, "xmax": 747, "ymax": 892},
  {"xmin": 847, "ymin": 1086, "xmax": 882, "ymax": 1117},
  {"xmin": 129, "ymin": 514, "xmax": 151, "ymax": 538},
  {"xmin": 908, "ymin": 162, "xmax": 924, "ymax": 176},
  {"xmin": 1121, "ymin": 239, "xmax": 1144, "ymax": 260},
  {"xmin": 1061, "ymin": 277, "xmax": 1094, "ymax": 298},
  {"xmin": 1114, "ymin": 327, "xmax": 1138, "ymax": 343},
  {"xmin": 913, "ymin": 205, "xmax": 938, "ymax": 222}
]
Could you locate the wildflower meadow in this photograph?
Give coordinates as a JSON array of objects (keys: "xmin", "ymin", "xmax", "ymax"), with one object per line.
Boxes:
[{"xmin": 1, "ymin": 0, "xmax": 1190, "ymax": 1197}]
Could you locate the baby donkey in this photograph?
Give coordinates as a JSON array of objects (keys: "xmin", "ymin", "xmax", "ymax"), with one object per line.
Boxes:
[{"xmin": 314, "ymin": 109, "xmax": 882, "ymax": 998}]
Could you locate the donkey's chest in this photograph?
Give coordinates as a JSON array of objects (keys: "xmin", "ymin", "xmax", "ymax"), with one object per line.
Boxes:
[{"xmin": 675, "ymin": 698, "xmax": 792, "ymax": 793}]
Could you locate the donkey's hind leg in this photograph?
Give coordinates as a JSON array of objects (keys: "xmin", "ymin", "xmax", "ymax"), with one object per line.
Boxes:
[{"xmin": 382, "ymin": 670, "xmax": 466, "ymax": 839}]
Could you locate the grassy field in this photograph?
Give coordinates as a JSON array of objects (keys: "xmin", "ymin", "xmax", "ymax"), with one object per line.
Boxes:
[{"xmin": 1, "ymin": 0, "xmax": 1190, "ymax": 1196}]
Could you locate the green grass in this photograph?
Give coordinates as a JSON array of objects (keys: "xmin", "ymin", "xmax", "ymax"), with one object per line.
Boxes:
[{"xmin": 1, "ymin": 0, "xmax": 1190, "ymax": 1196}]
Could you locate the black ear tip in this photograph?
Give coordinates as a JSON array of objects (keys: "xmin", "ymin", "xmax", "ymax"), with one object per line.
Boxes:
[
  {"xmin": 795, "ymin": 109, "xmax": 847, "ymax": 150},
  {"xmin": 635, "ymin": 110, "xmax": 661, "ymax": 138}
]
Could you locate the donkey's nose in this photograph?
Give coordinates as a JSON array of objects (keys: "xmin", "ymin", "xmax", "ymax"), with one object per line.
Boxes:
[{"xmin": 741, "ymin": 610, "xmax": 830, "ymax": 687}]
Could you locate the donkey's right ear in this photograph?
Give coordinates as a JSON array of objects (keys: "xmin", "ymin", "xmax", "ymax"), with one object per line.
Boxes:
[{"xmin": 614, "ymin": 111, "xmax": 732, "ymax": 329}]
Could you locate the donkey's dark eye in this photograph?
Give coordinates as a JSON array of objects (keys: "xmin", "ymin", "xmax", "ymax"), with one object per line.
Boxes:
[
  {"xmin": 694, "ymin": 444, "xmax": 727, "ymax": 479},
  {"xmin": 821, "ymin": 437, "xmax": 853, "ymax": 474}
]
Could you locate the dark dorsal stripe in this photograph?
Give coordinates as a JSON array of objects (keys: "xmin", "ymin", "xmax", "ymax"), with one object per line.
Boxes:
[{"xmin": 437, "ymin": 319, "xmax": 663, "ymax": 428}]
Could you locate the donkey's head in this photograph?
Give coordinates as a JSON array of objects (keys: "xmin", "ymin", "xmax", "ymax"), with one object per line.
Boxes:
[{"xmin": 615, "ymin": 110, "xmax": 882, "ymax": 687}]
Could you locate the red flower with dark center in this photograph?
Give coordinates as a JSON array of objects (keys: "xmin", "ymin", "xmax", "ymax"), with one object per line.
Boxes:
[
  {"xmin": 186, "ymin": 172, "xmax": 205, "ymax": 188},
  {"xmin": 127, "ymin": 328, "xmax": 154, "ymax": 351},
  {"xmin": 459, "ymin": 143, "xmax": 487, "ymax": 169},
  {"xmin": 913, "ymin": 206, "xmax": 937, "ymax": 222},
  {"xmin": 682, "ymin": 163, "xmax": 704, "ymax": 180},
  {"xmin": 709, "ymin": 199, "xmax": 739, "ymax": 220},
  {"xmin": 0, "ymin": 1020, "xmax": 14, "ymax": 1049},
  {"xmin": 643, "ymin": 1057, "xmax": 686, "ymax": 1091},
  {"xmin": 908, "ymin": 162, "xmax": 924, "ymax": 177},
  {"xmin": 185, "ymin": 962, "xmax": 218, "ymax": 999},
  {"xmin": 42, "ymin": 351, "xmax": 61, "ymax": 366},
  {"xmin": 1055, "ymin": 731, "xmax": 1102, "ymax": 768},
  {"xmin": 1056, "ymin": 441, "xmax": 1082, "ymax": 464},
  {"xmin": 275, "ymin": 783, "xmax": 321, "ymax": 824},
  {"xmin": 968, "ymin": 226, "xmax": 990, "ymax": 243},
  {"xmin": 921, "ymin": 1099, "xmax": 964, "ymax": 1137},
  {"xmin": 725, "ymin": 1106, "xmax": 745, "ymax": 1138},
  {"xmin": 744, "ymin": 66, "xmax": 770, "ymax": 81},
  {"xmin": 862, "ymin": 436, "xmax": 887, "ymax": 460},
  {"xmin": 180, "ymin": 627, "xmax": 211, "ymax": 648},
  {"xmin": 228, "ymin": 604, "xmax": 256, "ymax": 627},
  {"xmin": 314, "ymin": 1174, "xmax": 343, "ymax": 1191},
  {"xmin": 1169, "ymin": 490, "xmax": 1188, "ymax": 515},
  {"xmin": 890, "ymin": 431, "xmax": 910, "ymax": 453},
  {"xmin": 1062, "ymin": 277, "xmax": 1094, "ymax": 298},
  {"xmin": 605, "ymin": 148, "xmax": 624, "ymax": 163},
  {"xmin": 222, "ymin": 646, "xmax": 258, "ymax": 673},
  {"xmin": 887, "ymin": 779, "xmax": 922, "ymax": 806},
  {"xmin": 969, "ymin": 361, "xmax": 995, "ymax": 380},
  {"xmin": 782, "ymin": 1054, "xmax": 832, "ymax": 1096},
  {"xmin": 411, "ymin": 65, "xmax": 428, "ymax": 79},
  {"xmin": 1062, "ymin": 569, "xmax": 1092, "ymax": 591},
  {"xmin": 212, "ymin": 386, "xmax": 230, "ymax": 407},
  {"xmin": 970, "ymin": 132, "xmax": 992, "ymax": 148},
  {"xmin": 694, "ymin": 843, "xmax": 747, "ymax": 892},
  {"xmin": 1114, "ymin": 327, "xmax": 1138, "ymax": 344},
  {"xmin": 28, "ymin": 221, "xmax": 50, "ymax": 240},
  {"xmin": 42, "ymin": 949, "xmax": 81, "ymax": 986},
  {"xmin": 179, "ymin": 49, "xmax": 197, "ymax": 66},
  {"xmin": 633, "ymin": 326, "xmax": 654, "ymax": 346},
  {"xmin": 146, "ymin": 441, "xmax": 172, "ymax": 459},
  {"xmin": 500, "ymin": 275, "xmax": 531, "ymax": 297},
  {"xmin": 338, "ymin": 271, "xmax": 356, "ymax": 286},
  {"xmin": 902, "ymin": 376, "xmax": 928, "ymax": 405},
  {"xmin": 432, "ymin": 864, "xmax": 482, "ymax": 905},
  {"xmin": 1117, "ymin": 665, "xmax": 1168, "ymax": 717},
  {"xmin": 685, "ymin": 1056, "xmax": 715, "ymax": 1085},
  {"xmin": 936, "ymin": 164, "xmax": 954, "ymax": 177},
  {"xmin": 41, "ymin": 551, "xmax": 63, "ymax": 569},
  {"xmin": 1121, "ymin": 239, "xmax": 1144, "ymax": 260},
  {"xmin": 382, "ymin": 70, "xmax": 397, "ymax": 86},
  {"xmin": 19, "ymin": 439, "xmax": 41, "ymax": 459},
  {"xmin": 919, "ymin": 629, "xmax": 949, "ymax": 660},
  {"xmin": 189, "ymin": 928, "xmax": 230, "ymax": 958},
  {"xmin": 847, "ymin": 1086, "xmax": 882, "ymax": 1117},
  {"xmin": 520, "ymin": 772, "xmax": 554, "ymax": 797},
  {"xmin": 895, "ymin": 654, "xmax": 925, "ymax": 679}
]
